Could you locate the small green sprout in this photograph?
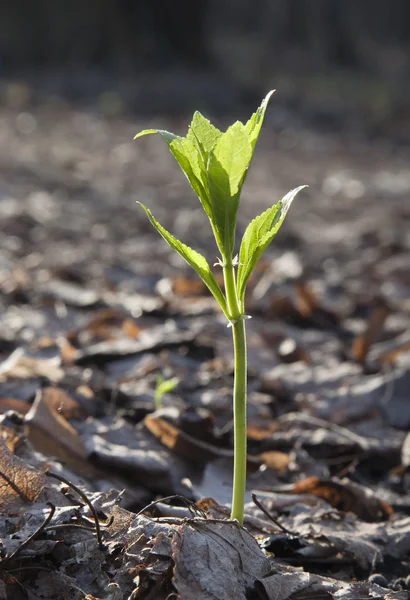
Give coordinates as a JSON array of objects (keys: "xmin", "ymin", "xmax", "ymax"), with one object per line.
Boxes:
[
  {"xmin": 154, "ymin": 374, "xmax": 179, "ymax": 411},
  {"xmin": 135, "ymin": 91, "xmax": 306, "ymax": 524}
]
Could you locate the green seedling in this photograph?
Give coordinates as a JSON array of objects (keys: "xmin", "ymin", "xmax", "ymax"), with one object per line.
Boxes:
[
  {"xmin": 135, "ymin": 91, "xmax": 306, "ymax": 524},
  {"xmin": 154, "ymin": 374, "xmax": 179, "ymax": 411}
]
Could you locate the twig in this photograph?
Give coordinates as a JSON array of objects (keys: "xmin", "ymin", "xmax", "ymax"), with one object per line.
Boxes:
[
  {"xmin": 8, "ymin": 566, "xmax": 53, "ymax": 574},
  {"xmin": 334, "ymin": 457, "xmax": 359, "ymax": 479},
  {"xmin": 251, "ymin": 493, "xmax": 295, "ymax": 535},
  {"xmin": 79, "ymin": 515, "xmax": 114, "ymax": 529},
  {"xmin": 136, "ymin": 494, "xmax": 207, "ymax": 519},
  {"xmin": 45, "ymin": 471, "xmax": 104, "ymax": 549},
  {"xmin": 279, "ymin": 412, "xmax": 368, "ymax": 449},
  {"xmin": 44, "ymin": 523, "xmax": 96, "ymax": 533},
  {"xmin": 0, "ymin": 503, "xmax": 55, "ymax": 568}
]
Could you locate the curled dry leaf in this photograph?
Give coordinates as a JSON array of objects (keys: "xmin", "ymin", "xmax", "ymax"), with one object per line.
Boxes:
[
  {"xmin": 144, "ymin": 413, "xmax": 235, "ymax": 465},
  {"xmin": 376, "ymin": 339, "xmax": 410, "ymax": 366},
  {"xmin": 258, "ymin": 450, "xmax": 291, "ymax": 474},
  {"xmin": 24, "ymin": 387, "xmax": 94, "ymax": 476},
  {"xmin": 67, "ymin": 307, "xmax": 141, "ymax": 348},
  {"xmin": 0, "ymin": 347, "xmax": 64, "ymax": 383},
  {"xmin": 0, "ymin": 442, "xmax": 46, "ymax": 513},
  {"xmin": 254, "ymin": 571, "xmax": 316, "ymax": 600},
  {"xmin": 352, "ymin": 296, "xmax": 391, "ymax": 365},
  {"xmin": 294, "ymin": 281, "xmax": 340, "ymax": 330},
  {"xmin": 291, "ymin": 476, "xmax": 393, "ymax": 521}
]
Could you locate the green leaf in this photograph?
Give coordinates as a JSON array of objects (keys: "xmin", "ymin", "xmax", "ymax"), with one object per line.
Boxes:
[
  {"xmin": 244, "ymin": 89, "xmax": 275, "ymax": 151},
  {"xmin": 156, "ymin": 375, "xmax": 179, "ymax": 397},
  {"xmin": 237, "ymin": 185, "xmax": 307, "ymax": 307},
  {"xmin": 187, "ymin": 111, "xmax": 222, "ymax": 160},
  {"xmin": 154, "ymin": 374, "xmax": 179, "ymax": 410},
  {"xmin": 134, "ymin": 128, "xmax": 212, "ymax": 218},
  {"xmin": 207, "ymin": 122, "xmax": 253, "ymax": 258},
  {"xmin": 137, "ymin": 202, "xmax": 228, "ymax": 316},
  {"xmin": 134, "ymin": 129, "xmax": 178, "ymax": 144},
  {"xmin": 168, "ymin": 136, "xmax": 212, "ymax": 218}
]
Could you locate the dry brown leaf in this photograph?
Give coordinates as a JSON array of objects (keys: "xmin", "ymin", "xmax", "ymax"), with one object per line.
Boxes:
[
  {"xmin": 144, "ymin": 414, "xmax": 235, "ymax": 465},
  {"xmin": 171, "ymin": 275, "xmax": 207, "ymax": 297},
  {"xmin": 0, "ymin": 348, "xmax": 64, "ymax": 382},
  {"xmin": 172, "ymin": 520, "xmax": 268, "ymax": 600},
  {"xmin": 295, "ymin": 281, "xmax": 321, "ymax": 316},
  {"xmin": 377, "ymin": 340, "xmax": 410, "ymax": 366},
  {"xmin": 352, "ymin": 297, "xmax": 390, "ymax": 364},
  {"xmin": 268, "ymin": 295, "xmax": 299, "ymax": 320},
  {"xmin": 258, "ymin": 451, "xmax": 290, "ymax": 474},
  {"xmin": 67, "ymin": 308, "xmax": 141, "ymax": 347},
  {"xmin": 0, "ymin": 421, "xmax": 24, "ymax": 452},
  {"xmin": 24, "ymin": 387, "xmax": 94, "ymax": 475},
  {"xmin": 247, "ymin": 420, "xmax": 280, "ymax": 441},
  {"xmin": 291, "ymin": 476, "xmax": 393, "ymax": 521},
  {"xmin": 0, "ymin": 398, "xmax": 31, "ymax": 416},
  {"xmin": 60, "ymin": 338, "xmax": 79, "ymax": 365},
  {"xmin": 295, "ymin": 281, "xmax": 339, "ymax": 329},
  {"xmin": 0, "ymin": 442, "xmax": 46, "ymax": 513}
]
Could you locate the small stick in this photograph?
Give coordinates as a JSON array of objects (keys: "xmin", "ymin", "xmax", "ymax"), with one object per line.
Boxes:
[
  {"xmin": 44, "ymin": 523, "xmax": 96, "ymax": 533},
  {"xmin": 251, "ymin": 493, "xmax": 295, "ymax": 535},
  {"xmin": 79, "ymin": 515, "xmax": 114, "ymax": 529},
  {"xmin": 334, "ymin": 457, "xmax": 359, "ymax": 479},
  {"xmin": 8, "ymin": 566, "xmax": 53, "ymax": 574},
  {"xmin": 1, "ymin": 502, "xmax": 55, "ymax": 567},
  {"xmin": 45, "ymin": 471, "xmax": 104, "ymax": 549},
  {"xmin": 136, "ymin": 494, "xmax": 207, "ymax": 519}
]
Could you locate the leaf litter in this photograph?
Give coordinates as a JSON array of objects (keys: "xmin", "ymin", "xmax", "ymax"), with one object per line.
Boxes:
[{"xmin": 0, "ymin": 94, "xmax": 410, "ymax": 598}]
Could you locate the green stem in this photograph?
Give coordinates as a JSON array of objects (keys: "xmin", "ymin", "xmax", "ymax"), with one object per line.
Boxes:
[{"xmin": 223, "ymin": 262, "xmax": 247, "ymax": 525}]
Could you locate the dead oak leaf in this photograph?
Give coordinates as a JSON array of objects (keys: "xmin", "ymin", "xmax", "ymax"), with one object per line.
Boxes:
[
  {"xmin": 24, "ymin": 387, "xmax": 95, "ymax": 476},
  {"xmin": 0, "ymin": 442, "xmax": 46, "ymax": 513},
  {"xmin": 172, "ymin": 520, "xmax": 268, "ymax": 600},
  {"xmin": 291, "ymin": 476, "xmax": 392, "ymax": 522}
]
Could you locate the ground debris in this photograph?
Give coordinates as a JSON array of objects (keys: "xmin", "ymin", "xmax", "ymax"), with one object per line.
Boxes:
[{"xmin": 0, "ymin": 93, "xmax": 410, "ymax": 596}]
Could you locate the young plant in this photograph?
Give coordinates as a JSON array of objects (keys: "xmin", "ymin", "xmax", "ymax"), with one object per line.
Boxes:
[
  {"xmin": 135, "ymin": 91, "xmax": 306, "ymax": 524},
  {"xmin": 154, "ymin": 374, "xmax": 179, "ymax": 411}
]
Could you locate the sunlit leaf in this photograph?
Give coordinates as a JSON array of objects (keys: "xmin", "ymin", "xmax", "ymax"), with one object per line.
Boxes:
[
  {"xmin": 134, "ymin": 129, "xmax": 178, "ymax": 144},
  {"xmin": 138, "ymin": 203, "xmax": 228, "ymax": 316},
  {"xmin": 207, "ymin": 122, "xmax": 253, "ymax": 258},
  {"xmin": 244, "ymin": 89, "xmax": 275, "ymax": 151},
  {"xmin": 134, "ymin": 128, "xmax": 212, "ymax": 218},
  {"xmin": 187, "ymin": 111, "xmax": 222, "ymax": 160},
  {"xmin": 237, "ymin": 186, "xmax": 307, "ymax": 307}
]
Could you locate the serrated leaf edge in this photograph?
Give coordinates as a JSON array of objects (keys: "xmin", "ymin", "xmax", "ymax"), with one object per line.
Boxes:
[
  {"xmin": 237, "ymin": 185, "xmax": 307, "ymax": 307},
  {"xmin": 137, "ymin": 202, "xmax": 228, "ymax": 317}
]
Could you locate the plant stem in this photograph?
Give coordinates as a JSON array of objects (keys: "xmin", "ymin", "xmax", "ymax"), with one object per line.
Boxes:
[
  {"xmin": 230, "ymin": 317, "xmax": 247, "ymax": 524},
  {"xmin": 223, "ymin": 262, "xmax": 247, "ymax": 525}
]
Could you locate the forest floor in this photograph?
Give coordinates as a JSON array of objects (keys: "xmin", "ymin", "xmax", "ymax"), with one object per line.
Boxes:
[{"xmin": 0, "ymin": 74, "xmax": 410, "ymax": 599}]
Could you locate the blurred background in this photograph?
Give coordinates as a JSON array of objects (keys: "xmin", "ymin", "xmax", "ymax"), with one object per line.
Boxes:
[
  {"xmin": 0, "ymin": 0, "xmax": 409, "ymax": 288},
  {"xmin": 1, "ymin": 0, "xmax": 410, "ymax": 139}
]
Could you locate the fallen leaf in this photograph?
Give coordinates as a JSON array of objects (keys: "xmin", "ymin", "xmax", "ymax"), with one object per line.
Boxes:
[
  {"xmin": 0, "ymin": 442, "xmax": 46, "ymax": 513},
  {"xmin": 377, "ymin": 339, "xmax": 410, "ymax": 366},
  {"xmin": 352, "ymin": 297, "xmax": 390, "ymax": 364},
  {"xmin": 67, "ymin": 308, "xmax": 141, "ymax": 348},
  {"xmin": 291, "ymin": 476, "xmax": 393, "ymax": 521},
  {"xmin": 258, "ymin": 451, "xmax": 290, "ymax": 474},
  {"xmin": 144, "ymin": 414, "xmax": 235, "ymax": 465},
  {"xmin": 24, "ymin": 387, "xmax": 94, "ymax": 475},
  {"xmin": 172, "ymin": 520, "xmax": 268, "ymax": 600},
  {"xmin": 295, "ymin": 281, "xmax": 339, "ymax": 329},
  {"xmin": 171, "ymin": 275, "xmax": 207, "ymax": 297},
  {"xmin": 254, "ymin": 571, "xmax": 314, "ymax": 600}
]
